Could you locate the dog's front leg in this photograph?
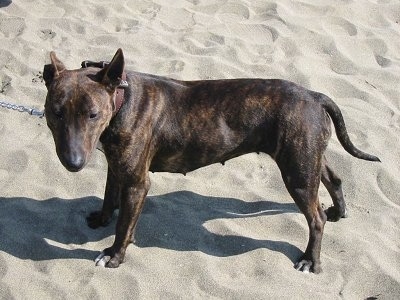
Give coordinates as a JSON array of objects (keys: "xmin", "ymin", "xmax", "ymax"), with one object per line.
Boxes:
[
  {"xmin": 87, "ymin": 167, "xmax": 119, "ymax": 228},
  {"xmin": 95, "ymin": 176, "xmax": 150, "ymax": 268}
]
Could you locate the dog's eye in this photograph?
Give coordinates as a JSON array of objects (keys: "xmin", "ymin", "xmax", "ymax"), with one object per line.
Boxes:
[
  {"xmin": 53, "ymin": 109, "xmax": 63, "ymax": 119},
  {"xmin": 89, "ymin": 112, "xmax": 98, "ymax": 120}
]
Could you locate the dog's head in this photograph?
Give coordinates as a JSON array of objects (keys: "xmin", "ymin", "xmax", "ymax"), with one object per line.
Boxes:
[{"xmin": 43, "ymin": 49, "xmax": 125, "ymax": 172}]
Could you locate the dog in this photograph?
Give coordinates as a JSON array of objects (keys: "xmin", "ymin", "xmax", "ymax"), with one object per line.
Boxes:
[{"xmin": 43, "ymin": 48, "xmax": 380, "ymax": 273}]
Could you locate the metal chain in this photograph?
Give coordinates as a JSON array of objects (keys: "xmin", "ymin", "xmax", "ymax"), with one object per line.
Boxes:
[{"xmin": 0, "ymin": 99, "xmax": 44, "ymax": 118}]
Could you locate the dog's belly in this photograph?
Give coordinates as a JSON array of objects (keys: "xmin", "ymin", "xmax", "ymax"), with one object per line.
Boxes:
[
  {"xmin": 149, "ymin": 150, "xmax": 242, "ymax": 174},
  {"xmin": 149, "ymin": 137, "xmax": 270, "ymax": 174}
]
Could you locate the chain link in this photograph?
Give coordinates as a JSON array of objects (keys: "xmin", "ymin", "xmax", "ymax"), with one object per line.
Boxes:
[{"xmin": 0, "ymin": 100, "xmax": 44, "ymax": 118}]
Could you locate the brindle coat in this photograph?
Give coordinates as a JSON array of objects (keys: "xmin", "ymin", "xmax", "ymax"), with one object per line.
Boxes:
[{"xmin": 43, "ymin": 49, "xmax": 379, "ymax": 273}]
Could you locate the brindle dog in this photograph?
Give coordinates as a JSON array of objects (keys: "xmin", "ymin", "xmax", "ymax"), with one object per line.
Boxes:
[{"xmin": 43, "ymin": 49, "xmax": 380, "ymax": 273}]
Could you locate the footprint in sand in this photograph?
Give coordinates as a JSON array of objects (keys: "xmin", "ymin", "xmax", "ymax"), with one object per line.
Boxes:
[
  {"xmin": 1, "ymin": 150, "xmax": 29, "ymax": 174},
  {"xmin": 141, "ymin": 3, "xmax": 161, "ymax": 19},
  {"xmin": 377, "ymin": 169, "xmax": 400, "ymax": 207},
  {"xmin": 0, "ymin": 75, "xmax": 12, "ymax": 94},
  {"xmin": 0, "ymin": 254, "xmax": 12, "ymax": 298},
  {"xmin": 375, "ymin": 54, "xmax": 391, "ymax": 68},
  {"xmin": 92, "ymin": 34, "xmax": 119, "ymax": 46},
  {"xmin": 0, "ymin": 17, "xmax": 26, "ymax": 38},
  {"xmin": 321, "ymin": 40, "xmax": 359, "ymax": 75},
  {"xmin": 216, "ymin": 2, "xmax": 250, "ymax": 22},
  {"xmin": 32, "ymin": 72, "xmax": 44, "ymax": 83},
  {"xmin": 167, "ymin": 60, "xmax": 185, "ymax": 73},
  {"xmin": 324, "ymin": 17, "xmax": 358, "ymax": 37},
  {"xmin": 366, "ymin": 38, "xmax": 392, "ymax": 68},
  {"xmin": 94, "ymin": 5, "xmax": 108, "ymax": 21},
  {"xmin": 39, "ymin": 29, "xmax": 56, "ymax": 40},
  {"xmin": 257, "ymin": 2, "xmax": 285, "ymax": 24},
  {"xmin": 182, "ymin": 32, "xmax": 226, "ymax": 56},
  {"xmin": 115, "ymin": 19, "xmax": 140, "ymax": 33}
]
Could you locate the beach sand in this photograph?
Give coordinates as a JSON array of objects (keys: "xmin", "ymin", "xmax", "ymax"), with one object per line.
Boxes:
[{"xmin": 0, "ymin": 0, "xmax": 399, "ymax": 298}]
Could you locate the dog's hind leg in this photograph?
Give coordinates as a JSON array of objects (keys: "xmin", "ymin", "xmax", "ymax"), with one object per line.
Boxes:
[
  {"xmin": 321, "ymin": 156, "xmax": 347, "ymax": 221},
  {"xmin": 87, "ymin": 167, "xmax": 120, "ymax": 228},
  {"xmin": 276, "ymin": 149, "xmax": 327, "ymax": 274}
]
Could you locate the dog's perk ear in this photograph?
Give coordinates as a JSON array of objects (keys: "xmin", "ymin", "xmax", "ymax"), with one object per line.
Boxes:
[
  {"xmin": 43, "ymin": 51, "xmax": 66, "ymax": 88},
  {"xmin": 96, "ymin": 48, "xmax": 125, "ymax": 91}
]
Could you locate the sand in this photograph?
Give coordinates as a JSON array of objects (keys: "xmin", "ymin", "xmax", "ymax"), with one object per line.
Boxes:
[{"xmin": 0, "ymin": 0, "xmax": 399, "ymax": 298}]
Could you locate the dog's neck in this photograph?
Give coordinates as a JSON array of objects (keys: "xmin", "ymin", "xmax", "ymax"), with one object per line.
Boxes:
[
  {"xmin": 80, "ymin": 60, "xmax": 128, "ymax": 118},
  {"xmin": 113, "ymin": 71, "xmax": 127, "ymax": 117}
]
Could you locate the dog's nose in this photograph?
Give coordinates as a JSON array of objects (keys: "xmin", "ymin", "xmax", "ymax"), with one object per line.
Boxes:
[{"xmin": 63, "ymin": 153, "xmax": 85, "ymax": 172}]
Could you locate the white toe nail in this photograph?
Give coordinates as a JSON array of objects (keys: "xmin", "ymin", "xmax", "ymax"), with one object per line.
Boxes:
[{"xmin": 95, "ymin": 251, "xmax": 109, "ymax": 267}]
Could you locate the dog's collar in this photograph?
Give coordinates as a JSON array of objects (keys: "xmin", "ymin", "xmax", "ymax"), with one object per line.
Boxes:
[
  {"xmin": 81, "ymin": 60, "xmax": 128, "ymax": 118},
  {"xmin": 114, "ymin": 72, "xmax": 128, "ymax": 118}
]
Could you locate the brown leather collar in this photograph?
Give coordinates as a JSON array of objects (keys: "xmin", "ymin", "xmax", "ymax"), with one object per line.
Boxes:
[
  {"xmin": 113, "ymin": 71, "xmax": 127, "ymax": 117},
  {"xmin": 81, "ymin": 60, "xmax": 128, "ymax": 118}
]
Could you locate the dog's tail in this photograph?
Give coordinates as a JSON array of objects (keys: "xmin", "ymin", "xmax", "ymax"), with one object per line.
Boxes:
[{"xmin": 318, "ymin": 94, "xmax": 380, "ymax": 162}]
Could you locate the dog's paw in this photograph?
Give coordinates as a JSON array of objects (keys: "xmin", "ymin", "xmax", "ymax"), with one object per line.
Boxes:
[
  {"xmin": 95, "ymin": 251, "xmax": 111, "ymax": 267},
  {"xmin": 86, "ymin": 211, "xmax": 112, "ymax": 229},
  {"xmin": 294, "ymin": 259, "xmax": 321, "ymax": 274},
  {"xmin": 325, "ymin": 206, "xmax": 348, "ymax": 222},
  {"xmin": 95, "ymin": 249, "xmax": 123, "ymax": 268}
]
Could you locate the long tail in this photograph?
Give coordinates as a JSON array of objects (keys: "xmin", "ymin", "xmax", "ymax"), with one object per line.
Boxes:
[{"xmin": 318, "ymin": 94, "xmax": 380, "ymax": 162}]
